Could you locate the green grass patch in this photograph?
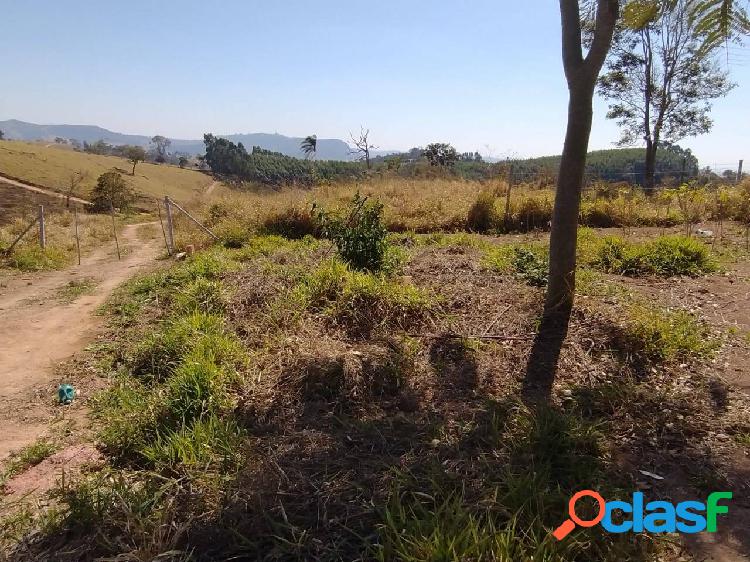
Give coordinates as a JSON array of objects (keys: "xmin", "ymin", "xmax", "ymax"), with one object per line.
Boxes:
[
  {"xmin": 620, "ymin": 303, "xmax": 720, "ymax": 362},
  {"xmin": 594, "ymin": 235, "xmax": 716, "ymax": 277},
  {"xmin": 374, "ymin": 404, "xmax": 651, "ymax": 562},
  {"xmin": 1, "ymin": 439, "xmax": 59, "ymax": 487},
  {"xmin": 3, "ymin": 246, "xmax": 68, "ymax": 271},
  {"xmin": 55, "ymin": 277, "xmax": 97, "ymax": 303},
  {"xmin": 283, "ymin": 258, "xmax": 435, "ymax": 332}
]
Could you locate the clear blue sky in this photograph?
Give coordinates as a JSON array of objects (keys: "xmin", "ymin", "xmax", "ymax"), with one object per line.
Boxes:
[{"xmin": 1, "ymin": 0, "xmax": 747, "ymax": 168}]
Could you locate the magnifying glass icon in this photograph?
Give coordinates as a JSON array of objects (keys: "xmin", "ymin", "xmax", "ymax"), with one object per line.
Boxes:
[{"xmin": 552, "ymin": 490, "xmax": 606, "ymax": 540}]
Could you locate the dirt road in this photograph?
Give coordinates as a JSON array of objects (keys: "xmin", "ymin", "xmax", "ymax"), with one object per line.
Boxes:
[
  {"xmin": 0, "ymin": 172, "xmax": 91, "ymax": 206},
  {"xmin": 0, "ymin": 222, "xmax": 160, "ymax": 461}
]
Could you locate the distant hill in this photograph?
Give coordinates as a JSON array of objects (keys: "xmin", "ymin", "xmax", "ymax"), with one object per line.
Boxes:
[{"xmin": 0, "ymin": 120, "xmax": 355, "ymax": 161}]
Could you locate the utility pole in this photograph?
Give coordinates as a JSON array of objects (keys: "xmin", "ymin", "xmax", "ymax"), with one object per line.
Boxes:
[{"xmin": 738, "ymin": 160, "xmax": 744, "ymax": 184}]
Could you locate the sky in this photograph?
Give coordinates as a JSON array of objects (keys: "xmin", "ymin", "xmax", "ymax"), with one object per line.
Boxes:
[{"xmin": 0, "ymin": 0, "xmax": 747, "ymax": 169}]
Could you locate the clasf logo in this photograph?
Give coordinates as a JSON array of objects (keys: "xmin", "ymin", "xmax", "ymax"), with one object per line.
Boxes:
[{"xmin": 553, "ymin": 490, "xmax": 732, "ymax": 540}]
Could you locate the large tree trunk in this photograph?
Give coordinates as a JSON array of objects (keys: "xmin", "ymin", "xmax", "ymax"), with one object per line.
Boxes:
[{"xmin": 524, "ymin": 0, "xmax": 618, "ymax": 400}]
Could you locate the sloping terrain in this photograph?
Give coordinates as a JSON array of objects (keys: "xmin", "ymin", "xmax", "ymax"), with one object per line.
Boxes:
[{"xmin": 0, "ymin": 141, "xmax": 222, "ymax": 201}]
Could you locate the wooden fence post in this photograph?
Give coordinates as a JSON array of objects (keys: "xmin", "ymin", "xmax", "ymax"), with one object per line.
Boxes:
[
  {"xmin": 504, "ymin": 164, "xmax": 514, "ymax": 231},
  {"xmin": 110, "ymin": 202, "xmax": 121, "ymax": 260},
  {"xmin": 74, "ymin": 207, "xmax": 81, "ymax": 265},
  {"xmin": 38, "ymin": 205, "xmax": 46, "ymax": 249},
  {"xmin": 156, "ymin": 199, "xmax": 171, "ymax": 255},
  {"xmin": 164, "ymin": 196, "xmax": 175, "ymax": 254}
]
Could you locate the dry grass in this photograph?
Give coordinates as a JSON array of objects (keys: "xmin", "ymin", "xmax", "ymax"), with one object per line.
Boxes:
[
  {"xmin": 0, "ymin": 140, "xmax": 223, "ymax": 201},
  {"xmin": 201, "ymin": 176, "xmax": 750, "ymax": 240},
  {"xmin": 0, "ymin": 209, "xmax": 118, "ymax": 271}
]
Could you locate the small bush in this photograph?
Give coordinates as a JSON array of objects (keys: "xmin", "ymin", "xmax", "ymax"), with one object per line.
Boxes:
[
  {"xmin": 216, "ymin": 219, "xmax": 251, "ymax": 248},
  {"xmin": 594, "ymin": 235, "xmax": 715, "ymax": 277},
  {"xmin": 512, "ymin": 247, "xmax": 548, "ymax": 286},
  {"xmin": 318, "ymin": 192, "xmax": 389, "ymax": 272},
  {"xmin": 467, "ymin": 190, "xmax": 499, "ymax": 232}
]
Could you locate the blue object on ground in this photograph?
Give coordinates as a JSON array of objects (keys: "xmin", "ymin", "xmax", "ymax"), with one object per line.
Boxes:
[{"xmin": 58, "ymin": 384, "xmax": 76, "ymax": 404}]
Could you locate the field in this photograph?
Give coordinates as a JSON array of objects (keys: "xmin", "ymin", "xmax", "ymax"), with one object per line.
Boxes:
[
  {"xmin": 2, "ymin": 175, "xmax": 749, "ymax": 561},
  {"xmin": 0, "ymin": 141, "xmax": 224, "ymax": 202}
]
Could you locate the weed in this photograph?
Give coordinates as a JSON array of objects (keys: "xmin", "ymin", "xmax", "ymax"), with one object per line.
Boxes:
[
  {"xmin": 164, "ymin": 356, "xmax": 233, "ymax": 423},
  {"xmin": 0, "ymin": 439, "xmax": 59, "ymax": 487},
  {"xmin": 129, "ymin": 312, "xmax": 242, "ymax": 380},
  {"xmin": 261, "ymin": 205, "xmax": 318, "ymax": 239},
  {"xmin": 172, "ymin": 277, "xmax": 228, "ymax": 314},
  {"xmin": 512, "ymin": 247, "xmax": 549, "ymax": 286},
  {"xmin": 4, "ymin": 246, "xmax": 68, "ymax": 271},
  {"xmin": 620, "ymin": 303, "xmax": 720, "ymax": 362},
  {"xmin": 55, "ymin": 277, "xmax": 97, "ymax": 302},
  {"xmin": 140, "ymin": 415, "xmax": 244, "ymax": 472}
]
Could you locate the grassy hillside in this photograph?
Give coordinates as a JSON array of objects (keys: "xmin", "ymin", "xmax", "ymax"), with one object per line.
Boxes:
[{"xmin": 0, "ymin": 141, "xmax": 224, "ymax": 202}]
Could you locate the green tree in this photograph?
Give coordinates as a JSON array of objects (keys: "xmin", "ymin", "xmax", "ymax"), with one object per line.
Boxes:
[
  {"xmin": 91, "ymin": 170, "xmax": 136, "ymax": 212},
  {"xmin": 423, "ymin": 143, "xmax": 458, "ymax": 167},
  {"xmin": 0, "ymin": 130, "xmax": 4, "ymax": 140},
  {"xmin": 123, "ymin": 145, "xmax": 147, "ymax": 175},
  {"xmin": 599, "ymin": 0, "xmax": 734, "ymax": 191},
  {"xmin": 150, "ymin": 135, "xmax": 171, "ymax": 163},
  {"xmin": 178, "ymin": 156, "xmax": 189, "ymax": 168}
]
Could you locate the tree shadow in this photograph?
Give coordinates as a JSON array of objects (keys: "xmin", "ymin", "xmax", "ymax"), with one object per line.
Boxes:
[{"xmin": 522, "ymin": 309, "xmax": 572, "ymax": 403}]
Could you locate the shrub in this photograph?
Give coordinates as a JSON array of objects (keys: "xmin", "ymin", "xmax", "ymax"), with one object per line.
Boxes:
[
  {"xmin": 318, "ymin": 192, "xmax": 389, "ymax": 271},
  {"xmin": 467, "ymin": 190, "xmax": 499, "ymax": 232},
  {"xmin": 91, "ymin": 170, "xmax": 136, "ymax": 213}
]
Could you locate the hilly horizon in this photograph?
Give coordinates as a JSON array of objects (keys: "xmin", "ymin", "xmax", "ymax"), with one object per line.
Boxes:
[{"xmin": 0, "ymin": 119, "xmax": 391, "ymax": 161}]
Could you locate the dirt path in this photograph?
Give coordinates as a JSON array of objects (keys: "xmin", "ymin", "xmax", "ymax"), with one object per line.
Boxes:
[
  {"xmin": 0, "ymin": 222, "xmax": 160, "ymax": 462},
  {"xmin": 0, "ymin": 172, "xmax": 91, "ymax": 206},
  {"xmin": 205, "ymin": 180, "xmax": 220, "ymax": 196}
]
